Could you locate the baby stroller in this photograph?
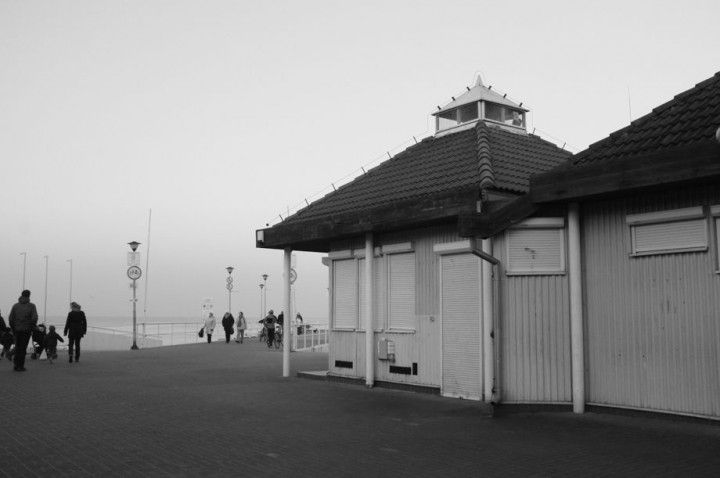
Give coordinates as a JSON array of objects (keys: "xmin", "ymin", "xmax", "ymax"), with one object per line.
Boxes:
[
  {"xmin": 30, "ymin": 324, "xmax": 47, "ymax": 360},
  {"xmin": 0, "ymin": 329, "xmax": 14, "ymax": 360}
]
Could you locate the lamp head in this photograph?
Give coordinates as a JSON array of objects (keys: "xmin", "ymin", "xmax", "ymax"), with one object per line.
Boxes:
[
  {"xmin": 128, "ymin": 241, "xmax": 141, "ymax": 252},
  {"xmin": 226, "ymin": 266, "xmax": 234, "ymax": 275},
  {"xmin": 262, "ymin": 274, "xmax": 268, "ymax": 281}
]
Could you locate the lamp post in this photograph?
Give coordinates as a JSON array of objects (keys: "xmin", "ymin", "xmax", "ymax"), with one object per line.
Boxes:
[
  {"xmin": 262, "ymin": 274, "xmax": 268, "ymax": 314},
  {"xmin": 66, "ymin": 259, "xmax": 73, "ymax": 306},
  {"xmin": 43, "ymin": 255, "xmax": 49, "ymax": 323},
  {"xmin": 259, "ymin": 284, "xmax": 264, "ymax": 319},
  {"xmin": 127, "ymin": 241, "xmax": 142, "ymax": 350},
  {"xmin": 20, "ymin": 252, "xmax": 27, "ymax": 289},
  {"xmin": 226, "ymin": 266, "xmax": 234, "ymax": 314}
]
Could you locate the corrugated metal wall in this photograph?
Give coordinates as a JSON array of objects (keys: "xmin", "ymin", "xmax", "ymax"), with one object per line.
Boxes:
[
  {"xmin": 328, "ymin": 225, "xmax": 460, "ymax": 387},
  {"xmin": 495, "ymin": 232, "xmax": 573, "ymax": 403},
  {"xmin": 583, "ymin": 186, "xmax": 720, "ymax": 417}
]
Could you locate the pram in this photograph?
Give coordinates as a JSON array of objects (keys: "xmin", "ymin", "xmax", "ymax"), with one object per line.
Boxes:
[
  {"xmin": 0, "ymin": 329, "xmax": 13, "ymax": 360},
  {"xmin": 30, "ymin": 324, "xmax": 47, "ymax": 360}
]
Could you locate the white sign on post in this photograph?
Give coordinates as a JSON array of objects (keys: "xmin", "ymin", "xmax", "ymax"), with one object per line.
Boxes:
[{"xmin": 127, "ymin": 252, "xmax": 141, "ymax": 266}]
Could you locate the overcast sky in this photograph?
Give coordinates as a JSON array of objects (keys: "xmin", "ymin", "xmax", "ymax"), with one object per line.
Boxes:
[{"xmin": 1, "ymin": 0, "xmax": 719, "ymax": 322}]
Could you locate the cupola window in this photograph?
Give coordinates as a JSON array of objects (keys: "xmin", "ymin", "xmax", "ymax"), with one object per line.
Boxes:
[{"xmin": 432, "ymin": 76, "xmax": 528, "ymax": 134}]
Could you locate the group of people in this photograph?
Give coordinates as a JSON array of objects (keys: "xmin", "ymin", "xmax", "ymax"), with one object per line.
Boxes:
[
  {"xmin": 0, "ymin": 289, "xmax": 88, "ymax": 372},
  {"xmin": 202, "ymin": 311, "xmax": 247, "ymax": 344}
]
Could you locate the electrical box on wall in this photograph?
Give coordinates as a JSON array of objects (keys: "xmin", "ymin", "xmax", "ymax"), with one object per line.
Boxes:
[{"xmin": 377, "ymin": 338, "xmax": 395, "ymax": 362}]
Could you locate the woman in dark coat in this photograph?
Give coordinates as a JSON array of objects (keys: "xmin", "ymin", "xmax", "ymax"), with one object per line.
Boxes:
[
  {"xmin": 64, "ymin": 302, "xmax": 87, "ymax": 363},
  {"xmin": 221, "ymin": 312, "xmax": 235, "ymax": 343}
]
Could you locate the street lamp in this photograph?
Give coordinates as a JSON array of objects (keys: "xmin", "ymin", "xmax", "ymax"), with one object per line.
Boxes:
[
  {"xmin": 43, "ymin": 255, "xmax": 49, "ymax": 323},
  {"xmin": 259, "ymin": 283, "xmax": 264, "ymax": 319},
  {"xmin": 127, "ymin": 241, "xmax": 142, "ymax": 350},
  {"xmin": 262, "ymin": 274, "xmax": 268, "ymax": 314},
  {"xmin": 20, "ymin": 252, "xmax": 27, "ymax": 289},
  {"xmin": 226, "ymin": 266, "xmax": 234, "ymax": 314},
  {"xmin": 66, "ymin": 259, "xmax": 73, "ymax": 306}
]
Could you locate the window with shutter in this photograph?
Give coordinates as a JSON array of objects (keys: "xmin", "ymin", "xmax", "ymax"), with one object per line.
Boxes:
[
  {"xmin": 506, "ymin": 218, "xmax": 566, "ymax": 275},
  {"xmin": 332, "ymin": 259, "xmax": 358, "ymax": 329},
  {"xmin": 387, "ymin": 252, "xmax": 416, "ymax": 330},
  {"xmin": 627, "ymin": 207, "xmax": 707, "ymax": 256}
]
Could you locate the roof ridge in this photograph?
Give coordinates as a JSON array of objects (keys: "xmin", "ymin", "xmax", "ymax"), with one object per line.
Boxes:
[{"xmin": 476, "ymin": 122, "xmax": 495, "ymax": 190}]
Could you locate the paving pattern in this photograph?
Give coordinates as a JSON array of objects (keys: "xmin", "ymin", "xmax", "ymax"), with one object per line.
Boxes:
[{"xmin": 2, "ymin": 339, "xmax": 720, "ymax": 477}]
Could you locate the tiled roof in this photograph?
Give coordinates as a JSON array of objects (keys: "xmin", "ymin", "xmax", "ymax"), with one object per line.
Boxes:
[
  {"xmin": 572, "ymin": 71, "xmax": 720, "ymax": 166},
  {"xmin": 282, "ymin": 121, "xmax": 570, "ymax": 226}
]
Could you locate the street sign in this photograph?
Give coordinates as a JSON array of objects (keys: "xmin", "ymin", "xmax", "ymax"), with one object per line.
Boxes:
[
  {"xmin": 226, "ymin": 283, "xmax": 233, "ymax": 290},
  {"xmin": 226, "ymin": 276, "xmax": 233, "ymax": 284},
  {"xmin": 290, "ymin": 268, "xmax": 297, "ymax": 284},
  {"xmin": 127, "ymin": 266, "xmax": 142, "ymax": 280}
]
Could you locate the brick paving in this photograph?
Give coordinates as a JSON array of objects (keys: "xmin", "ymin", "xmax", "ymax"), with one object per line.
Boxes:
[{"xmin": 2, "ymin": 339, "xmax": 720, "ymax": 477}]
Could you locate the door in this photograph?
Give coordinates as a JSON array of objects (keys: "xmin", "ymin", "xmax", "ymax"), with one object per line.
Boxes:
[{"xmin": 441, "ymin": 253, "xmax": 482, "ymax": 400}]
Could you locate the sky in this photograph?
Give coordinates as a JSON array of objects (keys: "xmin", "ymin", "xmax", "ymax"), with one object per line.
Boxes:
[{"xmin": 1, "ymin": 0, "xmax": 719, "ymax": 322}]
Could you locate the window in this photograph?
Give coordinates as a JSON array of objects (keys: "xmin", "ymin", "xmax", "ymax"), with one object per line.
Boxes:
[
  {"xmin": 506, "ymin": 218, "xmax": 565, "ymax": 275},
  {"xmin": 332, "ymin": 258, "xmax": 357, "ymax": 329},
  {"xmin": 626, "ymin": 207, "xmax": 707, "ymax": 256},
  {"xmin": 387, "ymin": 252, "xmax": 416, "ymax": 330},
  {"xmin": 483, "ymin": 102, "xmax": 525, "ymax": 127},
  {"xmin": 711, "ymin": 205, "xmax": 720, "ymax": 271}
]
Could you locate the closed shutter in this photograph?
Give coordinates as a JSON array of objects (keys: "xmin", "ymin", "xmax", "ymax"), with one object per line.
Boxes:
[
  {"xmin": 632, "ymin": 219, "xmax": 707, "ymax": 253},
  {"xmin": 333, "ymin": 259, "xmax": 357, "ymax": 329},
  {"xmin": 507, "ymin": 228, "xmax": 564, "ymax": 273},
  {"xmin": 441, "ymin": 253, "xmax": 482, "ymax": 400},
  {"xmin": 358, "ymin": 258, "xmax": 367, "ymax": 329},
  {"xmin": 388, "ymin": 253, "xmax": 415, "ymax": 330}
]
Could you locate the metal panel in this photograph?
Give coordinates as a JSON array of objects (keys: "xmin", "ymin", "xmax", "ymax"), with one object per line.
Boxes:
[
  {"xmin": 582, "ymin": 185, "xmax": 720, "ymax": 417},
  {"xmin": 441, "ymin": 253, "xmax": 482, "ymax": 400},
  {"xmin": 496, "ymin": 232, "xmax": 573, "ymax": 403}
]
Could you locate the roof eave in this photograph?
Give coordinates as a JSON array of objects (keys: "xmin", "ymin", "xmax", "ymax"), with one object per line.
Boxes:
[
  {"xmin": 256, "ymin": 188, "xmax": 480, "ymax": 252},
  {"xmin": 531, "ymin": 140, "xmax": 720, "ymax": 203}
]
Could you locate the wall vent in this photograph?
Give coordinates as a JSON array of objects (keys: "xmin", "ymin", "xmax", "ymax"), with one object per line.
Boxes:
[
  {"xmin": 334, "ymin": 360, "xmax": 353, "ymax": 369},
  {"xmin": 390, "ymin": 365, "xmax": 412, "ymax": 375}
]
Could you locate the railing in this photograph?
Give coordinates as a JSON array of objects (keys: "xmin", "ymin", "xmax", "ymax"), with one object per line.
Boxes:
[
  {"xmin": 138, "ymin": 322, "xmax": 205, "ymax": 346},
  {"xmin": 291, "ymin": 323, "xmax": 329, "ymax": 351}
]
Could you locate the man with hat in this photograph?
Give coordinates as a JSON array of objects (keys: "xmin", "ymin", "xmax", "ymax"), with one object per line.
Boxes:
[{"xmin": 8, "ymin": 290, "xmax": 38, "ymax": 372}]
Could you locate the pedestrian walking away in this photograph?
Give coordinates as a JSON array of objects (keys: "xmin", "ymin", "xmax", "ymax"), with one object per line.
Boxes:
[
  {"xmin": 44, "ymin": 325, "xmax": 64, "ymax": 364},
  {"xmin": 64, "ymin": 302, "xmax": 87, "ymax": 363},
  {"xmin": 204, "ymin": 312, "xmax": 216, "ymax": 344},
  {"xmin": 221, "ymin": 312, "xmax": 235, "ymax": 343},
  {"xmin": 235, "ymin": 312, "xmax": 247, "ymax": 343},
  {"xmin": 8, "ymin": 290, "xmax": 39, "ymax": 372}
]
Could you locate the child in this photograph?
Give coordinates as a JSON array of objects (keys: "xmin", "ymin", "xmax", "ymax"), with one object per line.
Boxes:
[
  {"xmin": 30, "ymin": 323, "xmax": 47, "ymax": 360},
  {"xmin": 44, "ymin": 325, "xmax": 64, "ymax": 364}
]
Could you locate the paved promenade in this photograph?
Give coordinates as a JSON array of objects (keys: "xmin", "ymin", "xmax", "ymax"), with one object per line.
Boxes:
[{"xmin": 2, "ymin": 339, "xmax": 720, "ymax": 477}]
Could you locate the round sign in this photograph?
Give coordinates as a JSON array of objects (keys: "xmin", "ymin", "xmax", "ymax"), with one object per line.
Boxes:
[
  {"xmin": 127, "ymin": 266, "xmax": 142, "ymax": 280},
  {"xmin": 226, "ymin": 283, "xmax": 234, "ymax": 290},
  {"xmin": 290, "ymin": 268, "xmax": 297, "ymax": 284},
  {"xmin": 226, "ymin": 276, "xmax": 234, "ymax": 284}
]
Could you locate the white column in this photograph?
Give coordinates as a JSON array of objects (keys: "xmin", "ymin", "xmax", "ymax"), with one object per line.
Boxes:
[
  {"xmin": 365, "ymin": 233, "xmax": 374, "ymax": 387},
  {"xmin": 568, "ymin": 203, "xmax": 585, "ymax": 413},
  {"xmin": 481, "ymin": 238, "xmax": 494, "ymax": 403},
  {"xmin": 283, "ymin": 248, "xmax": 292, "ymax": 377}
]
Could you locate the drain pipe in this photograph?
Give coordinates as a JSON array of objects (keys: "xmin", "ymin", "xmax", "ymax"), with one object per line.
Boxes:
[
  {"xmin": 365, "ymin": 233, "xmax": 375, "ymax": 388},
  {"xmin": 481, "ymin": 238, "xmax": 497, "ymax": 404},
  {"xmin": 568, "ymin": 203, "xmax": 585, "ymax": 413},
  {"xmin": 473, "ymin": 241, "xmax": 500, "ymax": 404}
]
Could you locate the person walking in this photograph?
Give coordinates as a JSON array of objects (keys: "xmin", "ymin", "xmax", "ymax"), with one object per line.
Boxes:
[
  {"xmin": 221, "ymin": 312, "xmax": 235, "ymax": 343},
  {"xmin": 44, "ymin": 325, "xmax": 64, "ymax": 364},
  {"xmin": 204, "ymin": 312, "xmax": 216, "ymax": 344},
  {"xmin": 262, "ymin": 310, "xmax": 277, "ymax": 348},
  {"xmin": 63, "ymin": 302, "xmax": 87, "ymax": 363},
  {"xmin": 234, "ymin": 312, "xmax": 247, "ymax": 343},
  {"xmin": 8, "ymin": 290, "xmax": 39, "ymax": 372}
]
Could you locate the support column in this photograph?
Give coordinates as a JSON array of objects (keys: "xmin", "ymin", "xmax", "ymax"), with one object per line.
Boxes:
[
  {"xmin": 481, "ymin": 238, "xmax": 494, "ymax": 403},
  {"xmin": 365, "ymin": 233, "xmax": 374, "ymax": 388},
  {"xmin": 283, "ymin": 248, "xmax": 292, "ymax": 377},
  {"xmin": 568, "ymin": 203, "xmax": 585, "ymax": 413}
]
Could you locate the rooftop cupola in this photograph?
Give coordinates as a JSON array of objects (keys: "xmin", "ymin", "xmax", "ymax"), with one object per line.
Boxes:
[{"xmin": 432, "ymin": 76, "xmax": 529, "ymax": 134}]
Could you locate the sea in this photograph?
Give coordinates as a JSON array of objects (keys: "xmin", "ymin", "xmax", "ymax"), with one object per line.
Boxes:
[{"xmin": 39, "ymin": 315, "xmax": 327, "ymax": 350}]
